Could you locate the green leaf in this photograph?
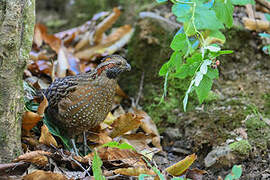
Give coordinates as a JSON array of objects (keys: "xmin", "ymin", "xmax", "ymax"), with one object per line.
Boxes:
[
  {"xmin": 265, "ymin": 13, "xmax": 270, "ymax": 21},
  {"xmin": 225, "ymin": 174, "xmax": 233, "ymax": 180},
  {"xmin": 159, "ymin": 63, "xmax": 169, "ymax": 76},
  {"xmin": 187, "ymin": 53, "xmax": 203, "ymax": 64},
  {"xmin": 170, "ymin": 33, "xmax": 188, "ymax": 52},
  {"xmin": 232, "ymin": 165, "xmax": 242, "ymax": 179},
  {"xmin": 102, "ymin": 141, "xmax": 135, "ymax": 150},
  {"xmin": 156, "ymin": 0, "xmax": 168, "ymax": 3},
  {"xmin": 195, "ymin": 76, "xmax": 213, "ymax": 104},
  {"xmin": 194, "ymin": 6, "xmax": 224, "ymax": 30},
  {"xmin": 92, "ymin": 151, "xmax": 106, "ymax": 180},
  {"xmin": 172, "ymin": 3, "xmax": 192, "ymax": 23},
  {"xmin": 206, "ymin": 68, "xmax": 219, "ymax": 79},
  {"xmin": 188, "ymin": 61, "xmax": 201, "ymax": 76},
  {"xmin": 231, "ymin": 0, "xmax": 255, "ymax": 5},
  {"xmin": 173, "ymin": 64, "xmax": 189, "ymax": 79},
  {"xmin": 205, "ymin": 30, "xmax": 226, "ymax": 45},
  {"xmin": 168, "ymin": 51, "xmax": 183, "ymax": 69},
  {"xmin": 214, "ymin": 0, "xmax": 234, "ymax": 28}
]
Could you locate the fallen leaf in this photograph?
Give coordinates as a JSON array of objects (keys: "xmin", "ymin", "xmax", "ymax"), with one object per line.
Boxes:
[
  {"xmin": 121, "ymin": 133, "xmax": 154, "ymax": 152},
  {"xmin": 27, "ymin": 60, "xmax": 52, "ymax": 77},
  {"xmin": 94, "ymin": 7, "xmax": 121, "ymax": 44},
  {"xmin": 22, "ymin": 170, "xmax": 68, "ymax": 180},
  {"xmin": 165, "ymin": 154, "xmax": 197, "ymax": 176},
  {"xmin": 132, "ymin": 108, "xmax": 162, "ymax": 150},
  {"xmin": 22, "ymin": 111, "xmax": 42, "ymax": 131},
  {"xmin": 109, "ymin": 113, "xmax": 142, "ymax": 138},
  {"xmin": 103, "ymin": 112, "xmax": 116, "ymax": 125},
  {"xmin": 56, "ymin": 46, "xmax": 70, "ymax": 78},
  {"xmin": 186, "ymin": 168, "xmax": 207, "ymax": 180},
  {"xmin": 33, "ymin": 24, "xmax": 44, "ymax": 47},
  {"xmin": 14, "ymin": 151, "xmax": 51, "ymax": 167},
  {"xmin": 39, "ymin": 124, "xmax": 58, "ymax": 147},
  {"xmin": 87, "ymin": 131, "xmax": 112, "ymax": 146},
  {"xmin": 114, "ymin": 167, "xmax": 155, "ymax": 176},
  {"xmin": 37, "ymin": 94, "xmax": 48, "ymax": 116}
]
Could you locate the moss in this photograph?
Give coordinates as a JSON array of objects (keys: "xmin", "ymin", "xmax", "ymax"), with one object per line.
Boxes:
[
  {"xmin": 245, "ymin": 115, "xmax": 270, "ymax": 150},
  {"xmin": 229, "ymin": 140, "xmax": 251, "ymax": 156}
]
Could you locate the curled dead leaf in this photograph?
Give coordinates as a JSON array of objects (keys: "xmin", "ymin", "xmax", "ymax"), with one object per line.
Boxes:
[
  {"xmin": 39, "ymin": 124, "xmax": 58, "ymax": 147},
  {"xmin": 14, "ymin": 151, "xmax": 52, "ymax": 167},
  {"xmin": 37, "ymin": 94, "xmax": 48, "ymax": 116},
  {"xmin": 22, "ymin": 111, "xmax": 42, "ymax": 131},
  {"xmin": 94, "ymin": 7, "xmax": 121, "ymax": 44},
  {"xmin": 165, "ymin": 153, "xmax": 197, "ymax": 176},
  {"xmin": 132, "ymin": 108, "xmax": 162, "ymax": 150},
  {"xmin": 22, "ymin": 170, "xmax": 68, "ymax": 180},
  {"xmin": 114, "ymin": 167, "xmax": 155, "ymax": 176},
  {"xmin": 109, "ymin": 112, "xmax": 142, "ymax": 138}
]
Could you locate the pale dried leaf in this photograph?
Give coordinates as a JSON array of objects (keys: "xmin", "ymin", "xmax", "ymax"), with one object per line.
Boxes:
[
  {"xmin": 14, "ymin": 151, "xmax": 51, "ymax": 167},
  {"xmin": 22, "ymin": 170, "xmax": 68, "ymax": 180},
  {"xmin": 39, "ymin": 125, "xmax": 58, "ymax": 147},
  {"xmin": 114, "ymin": 167, "xmax": 155, "ymax": 176}
]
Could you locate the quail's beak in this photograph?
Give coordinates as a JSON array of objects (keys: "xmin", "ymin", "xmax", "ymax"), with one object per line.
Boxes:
[{"xmin": 125, "ymin": 63, "xmax": 131, "ymax": 71}]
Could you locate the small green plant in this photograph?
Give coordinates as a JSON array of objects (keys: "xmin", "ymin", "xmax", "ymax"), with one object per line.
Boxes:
[
  {"xmin": 225, "ymin": 165, "xmax": 242, "ymax": 180},
  {"xmin": 92, "ymin": 150, "xmax": 106, "ymax": 180},
  {"xmin": 156, "ymin": 0, "xmax": 255, "ymax": 111}
]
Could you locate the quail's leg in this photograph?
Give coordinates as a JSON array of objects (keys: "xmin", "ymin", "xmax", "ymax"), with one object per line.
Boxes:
[
  {"xmin": 83, "ymin": 131, "xmax": 88, "ymax": 155},
  {"xmin": 71, "ymin": 138, "xmax": 79, "ymax": 156}
]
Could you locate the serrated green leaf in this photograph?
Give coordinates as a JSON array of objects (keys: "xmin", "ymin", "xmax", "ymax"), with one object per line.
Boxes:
[
  {"xmin": 156, "ymin": 0, "xmax": 168, "ymax": 3},
  {"xmin": 170, "ymin": 33, "xmax": 188, "ymax": 52},
  {"xmin": 206, "ymin": 68, "xmax": 219, "ymax": 79},
  {"xmin": 92, "ymin": 151, "xmax": 106, "ymax": 180},
  {"xmin": 194, "ymin": 6, "xmax": 224, "ymax": 30},
  {"xmin": 232, "ymin": 165, "xmax": 242, "ymax": 178},
  {"xmin": 195, "ymin": 76, "xmax": 213, "ymax": 104},
  {"xmin": 214, "ymin": 0, "xmax": 234, "ymax": 28},
  {"xmin": 231, "ymin": 0, "xmax": 255, "ymax": 5}
]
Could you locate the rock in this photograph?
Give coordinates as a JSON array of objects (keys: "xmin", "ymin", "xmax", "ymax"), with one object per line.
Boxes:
[
  {"xmin": 204, "ymin": 146, "xmax": 235, "ymax": 168},
  {"xmin": 163, "ymin": 127, "xmax": 182, "ymax": 140}
]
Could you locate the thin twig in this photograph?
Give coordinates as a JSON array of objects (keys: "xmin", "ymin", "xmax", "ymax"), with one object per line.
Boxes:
[{"xmin": 135, "ymin": 71, "xmax": 145, "ymax": 107}]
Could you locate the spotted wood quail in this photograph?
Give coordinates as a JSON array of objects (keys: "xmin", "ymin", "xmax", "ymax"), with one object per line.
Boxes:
[{"xmin": 44, "ymin": 55, "xmax": 131, "ymax": 152}]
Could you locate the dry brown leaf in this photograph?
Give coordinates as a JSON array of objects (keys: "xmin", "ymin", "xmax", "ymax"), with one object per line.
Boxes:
[
  {"xmin": 109, "ymin": 112, "xmax": 142, "ymax": 138},
  {"xmin": 33, "ymin": 24, "xmax": 44, "ymax": 47},
  {"xmin": 37, "ymin": 94, "xmax": 48, "ymax": 116},
  {"xmin": 121, "ymin": 133, "xmax": 154, "ymax": 152},
  {"xmin": 39, "ymin": 124, "xmax": 58, "ymax": 147},
  {"xmin": 94, "ymin": 7, "xmax": 121, "ymax": 44},
  {"xmin": 186, "ymin": 168, "xmax": 207, "ymax": 180},
  {"xmin": 22, "ymin": 170, "xmax": 68, "ymax": 180},
  {"xmin": 87, "ymin": 131, "xmax": 112, "ymax": 146},
  {"xmin": 165, "ymin": 154, "xmax": 197, "ymax": 176},
  {"xmin": 22, "ymin": 111, "xmax": 42, "ymax": 131},
  {"xmin": 34, "ymin": 24, "xmax": 62, "ymax": 53},
  {"xmin": 85, "ymin": 147, "xmax": 146, "ymax": 168},
  {"xmin": 27, "ymin": 60, "xmax": 52, "ymax": 77},
  {"xmin": 114, "ymin": 167, "xmax": 155, "ymax": 176},
  {"xmin": 56, "ymin": 46, "xmax": 70, "ymax": 78},
  {"xmin": 14, "ymin": 151, "xmax": 51, "ymax": 167},
  {"xmin": 132, "ymin": 108, "xmax": 162, "ymax": 150},
  {"xmin": 30, "ymin": 51, "xmax": 52, "ymax": 61},
  {"xmin": 75, "ymin": 26, "xmax": 134, "ymax": 60}
]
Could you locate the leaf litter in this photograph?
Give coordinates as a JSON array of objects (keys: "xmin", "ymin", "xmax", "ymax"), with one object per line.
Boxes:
[{"xmin": 1, "ymin": 7, "xmax": 200, "ymax": 180}]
